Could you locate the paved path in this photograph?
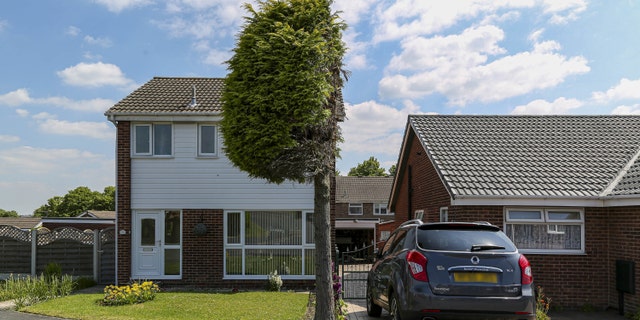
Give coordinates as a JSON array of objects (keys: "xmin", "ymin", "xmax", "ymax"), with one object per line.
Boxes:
[{"xmin": 344, "ymin": 298, "xmax": 627, "ymax": 320}]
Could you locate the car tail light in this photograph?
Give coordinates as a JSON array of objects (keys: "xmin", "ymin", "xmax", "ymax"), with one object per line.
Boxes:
[
  {"xmin": 519, "ymin": 254, "xmax": 533, "ymax": 285},
  {"xmin": 407, "ymin": 250, "xmax": 428, "ymax": 282}
]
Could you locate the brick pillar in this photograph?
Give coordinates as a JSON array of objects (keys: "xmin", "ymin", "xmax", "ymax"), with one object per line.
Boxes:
[{"xmin": 116, "ymin": 121, "xmax": 131, "ymax": 285}]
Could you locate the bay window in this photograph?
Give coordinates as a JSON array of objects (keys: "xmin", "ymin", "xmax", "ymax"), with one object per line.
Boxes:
[{"xmin": 504, "ymin": 208, "xmax": 584, "ymax": 254}]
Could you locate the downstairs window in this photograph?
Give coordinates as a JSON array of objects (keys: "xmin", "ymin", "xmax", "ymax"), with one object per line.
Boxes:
[{"xmin": 504, "ymin": 208, "xmax": 584, "ymax": 254}]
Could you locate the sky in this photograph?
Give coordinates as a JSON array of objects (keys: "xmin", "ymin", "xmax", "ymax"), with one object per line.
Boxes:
[{"xmin": 1, "ymin": 0, "xmax": 640, "ymax": 216}]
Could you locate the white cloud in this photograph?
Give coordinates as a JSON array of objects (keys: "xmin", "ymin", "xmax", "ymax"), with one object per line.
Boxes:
[
  {"xmin": 0, "ymin": 20, "xmax": 8, "ymax": 32},
  {"xmin": 511, "ymin": 97, "xmax": 583, "ymax": 115},
  {"xmin": 94, "ymin": 0, "xmax": 153, "ymax": 13},
  {"xmin": 0, "ymin": 89, "xmax": 31, "ymax": 106},
  {"xmin": 0, "ymin": 147, "xmax": 114, "ymax": 215},
  {"xmin": 15, "ymin": 109, "xmax": 29, "ymax": 117},
  {"xmin": 612, "ymin": 104, "xmax": 640, "ymax": 115},
  {"xmin": 57, "ymin": 62, "xmax": 135, "ymax": 88},
  {"xmin": 541, "ymin": 0, "xmax": 587, "ymax": 24},
  {"xmin": 0, "ymin": 135, "xmax": 20, "ymax": 143},
  {"xmin": 340, "ymin": 100, "xmax": 422, "ymax": 156},
  {"xmin": 332, "ymin": 0, "xmax": 377, "ymax": 26},
  {"xmin": 66, "ymin": 26, "xmax": 81, "ymax": 36},
  {"xmin": 379, "ymin": 25, "xmax": 590, "ymax": 105},
  {"xmin": 592, "ymin": 78, "xmax": 640, "ymax": 103},
  {"xmin": 84, "ymin": 35, "xmax": 113, "ymax": 47},
  {"xmin": 38, "ymin": 119, "xmax": 115, "ymax": 140},
  {"xmin": 0, "ymin": 88, "xmax": 114, "ymax": 112}
]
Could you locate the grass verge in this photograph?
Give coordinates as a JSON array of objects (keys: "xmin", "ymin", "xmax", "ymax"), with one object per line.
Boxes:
[{"xmin": 23, "ymin": 291, "xmax": 310, "ymax": 320}]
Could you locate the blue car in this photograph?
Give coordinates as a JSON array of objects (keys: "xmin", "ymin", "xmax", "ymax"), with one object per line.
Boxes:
[{"xmin": 367, "ymin": 220, "xmax": 536, "ymax": 320}]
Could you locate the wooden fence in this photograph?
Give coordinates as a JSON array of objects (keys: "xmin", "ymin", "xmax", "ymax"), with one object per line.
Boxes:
[{"xmin": 0, "ymin": 225, "xmax": 115, "ymax": 284}]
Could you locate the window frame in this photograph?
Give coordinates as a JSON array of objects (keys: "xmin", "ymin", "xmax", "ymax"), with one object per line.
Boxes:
[
  {"xmin": 132, "ymin": 123, "xmax": 173, "ymax": 157},
  {"xmin": 348, "ymin": 203, "xmax": 363, "ymax": 215},
  {"xmin": 223, "ymin": 210, "xmax": 315, "ymax": 280},
  {"xmin": 439, "ymin": 207, "xmax": 448, "ymax": 222},
  {"xmin": 504, "ymin": 207, "xmax": 585, "ymax": 254},
  {"xmin": 197, "ymin": 124, "xmax": 218, "ymax": 157},
  {"xmin": 373, "ymin": 203, "xmax": 389, "ymax": 215}
]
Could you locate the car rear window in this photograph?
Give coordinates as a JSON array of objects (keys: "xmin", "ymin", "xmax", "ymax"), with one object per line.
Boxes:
[{"xmin": 417, "ymin": 229, "xmax": 517, "ymax": 252}]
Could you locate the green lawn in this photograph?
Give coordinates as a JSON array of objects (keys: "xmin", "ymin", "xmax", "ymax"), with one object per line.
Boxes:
[{"xmin": 23, "ymin": 291, "xmax": 311, "ymax": 320}]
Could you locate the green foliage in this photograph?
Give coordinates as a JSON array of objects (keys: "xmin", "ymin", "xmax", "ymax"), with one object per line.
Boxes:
[
  {"xmin": 221, "ymin": 0, "xmax": 347, "ymax": 184},
  {"xmin": 348, "ymin": 156, "xmax": 387, "ymax": 177},
  {"xmin": 266, "ymin": 270, "xmax": 283, "ymax": 292},
  {"xmin": 388, "ymin": 164, "xmax": 397, "ymax": 176},
  {"xmin": 74, "ymin": 277, "xmax": 97, "ymax": 291},
  {"xmin": 0, "ymin": 208, "xmax": 19, "ymax": 217},
  {"xmin": 44, "ymin": 262, "xmax": 62, "ymax": 282},
  {"xmin": 101, "ymin": 281, "xmax": 160, "ymax": 306},
  {"xmin": 0, "ymin": 274, "xmax": 74, "ymax": 309},
  {"xmin": 536, "ymin": 286, "xmax": 551, "ymax": 320},
  {"xmin": 34, "ymin": 186, "xmax": 115, "ymax": 217}
]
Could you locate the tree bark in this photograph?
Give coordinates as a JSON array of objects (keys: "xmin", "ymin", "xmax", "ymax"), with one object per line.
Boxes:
[{"xmin": 314, "ymin": 171, "xmax": 335, "ymax": 320}]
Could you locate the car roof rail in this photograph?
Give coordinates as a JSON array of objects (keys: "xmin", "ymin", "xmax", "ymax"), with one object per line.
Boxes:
[
  {"xmin": 473, "ymin": 221, "xmax": 494, "ymax": 226},
  {"xmin": 399, "ymin": 219, "xmax": 423, "ymax": 227}
]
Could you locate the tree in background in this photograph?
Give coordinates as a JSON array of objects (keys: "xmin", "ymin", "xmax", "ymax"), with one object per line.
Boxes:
[
  {"xmin": 0, "ymin": 209, "xmax": 19, "ymax": 217},
  {"xmin": 220, "ymin": 0, "xmax": 346, "ymax": 318},
  {"xmin": 348, "ymin": 156, "xmax": 388, "ymax": 176},
  {"xmin": 388, "ymin": 164, "xmax": 397, "ymax": 176},
  {"xmin": 34, "ymin": 186, "xmax": 115, "ymax": 217}
]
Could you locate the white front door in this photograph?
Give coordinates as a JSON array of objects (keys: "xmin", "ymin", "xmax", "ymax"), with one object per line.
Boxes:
[
  {"xmin": 133, "ymin": 212, "xmax": 163, "ymax": 277},
  {"xmin": 132, "ymin": 211, "xmax": 182, "ymax": 279}
]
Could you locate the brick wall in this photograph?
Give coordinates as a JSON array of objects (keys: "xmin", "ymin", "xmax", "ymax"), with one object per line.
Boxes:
[
  {"xmin": 608, "ymin": 206, "xmax": 640, "ymax": 313},
  {"xmin": 116, "ymin": 121, "xmax": 131, "ymax": 285}
]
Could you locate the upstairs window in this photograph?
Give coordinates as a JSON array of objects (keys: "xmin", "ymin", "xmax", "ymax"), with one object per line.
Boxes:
[
  {"xmin": 198, "ymin": 124, "xmax": 217, "ymax": 157},
  {"xmin": 349, "ymin": 203, "xmax": 363, "ymax": 215},
  {"xmin": 374, "ymin": 203, "xmax": 389, "ymax": 215},
  {"xmin": 133, "ymin": 123, "xmax": 172, "ymax": 156}
]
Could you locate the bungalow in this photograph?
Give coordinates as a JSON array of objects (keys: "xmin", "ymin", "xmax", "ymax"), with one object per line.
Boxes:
[
  {"xmin": 105, "ymin": 77, "xmax": 335, "ymax": 288},
  {"xmin": 389, "ymin": 115, "xmax": 640, "ymax": 313}
]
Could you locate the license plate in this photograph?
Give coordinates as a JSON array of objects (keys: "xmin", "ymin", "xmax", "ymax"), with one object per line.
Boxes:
[{"xmin": 453, "ymin": 272, "xmax": 498, "ymax": 283}]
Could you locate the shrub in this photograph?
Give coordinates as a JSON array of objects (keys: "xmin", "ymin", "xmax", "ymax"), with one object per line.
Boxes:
[
  {"xmin": 44, "ymin": 262, "xmax": 62, "ymax": 282},
  {"xmin": 101, "ymin": 281, "xmax": 160, "ymax": 306},
  {"xmin": 74, "ymin": 277, "xmax": 97, "ymax": 291},
  {"xmin": 536, "ymin": 286, "xmax": 551, "ymax": 320},
  {"xmin": 332, "ymin": 264, "xmax": 346, "ymax": 320},
  {"xmin": 267, "ymin": 270, "xmax": 282, "ymax": 292},
  {"xmin": 0, "ymin": 274, "xmax": 74, "ymax": 309}
]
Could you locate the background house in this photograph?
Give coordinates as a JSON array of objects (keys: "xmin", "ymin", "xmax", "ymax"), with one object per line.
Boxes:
[
  {"xmin": 335, "ymin": 176, "xmax": 393, "ymax": 254},
  {"xmin": 105, "ymin": 77, "xmax": 335, "ymax": 288},
  {"xmin": 389, "ymin": 115, "xmax": 640, "ymax": 313}
]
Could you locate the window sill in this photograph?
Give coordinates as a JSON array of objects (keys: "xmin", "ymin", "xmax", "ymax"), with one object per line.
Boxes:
[{"xmin": 131, "ymin": 155, "xmax": 174, "ymax": 159}]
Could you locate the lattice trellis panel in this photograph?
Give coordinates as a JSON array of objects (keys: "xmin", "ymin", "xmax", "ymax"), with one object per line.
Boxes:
[
  {"xmin": 0, "ymin": 225, "xmax": 31, "ymax": 242},
  {"xmin": 37, "ymin": 227, "xmax": 94, "ymax": 246},
  {"xmin": 100, "ymin": 227, "xmax": 115, "ymax": 245}
]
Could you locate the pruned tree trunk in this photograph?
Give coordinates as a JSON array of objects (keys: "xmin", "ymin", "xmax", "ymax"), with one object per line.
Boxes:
[{"xmin": 314, "ymin": 171, "xmax": 335, "ymax": 320}]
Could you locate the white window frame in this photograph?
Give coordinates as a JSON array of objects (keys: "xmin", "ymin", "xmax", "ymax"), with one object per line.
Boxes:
[
  {"xmin": 439, "ymin": 207, "xmax": 448, "ymax": 222},
  {"xmin": 504, "ymin": 207, "xmax": 585, "ymax": 254},
  {"xmin": 132, "ymin": 123, "xmax": 173, "ymax": 157},
  {"xmin": 197, "ymin": 124, "xmax": 218, "ymax": 157},
  {"xmin": 349, "ymin": 203, "xmax": 363, "ymax": 215},
  {"xmin": 414, "ymin": 210, "xmax": 424, "ymax": 220},
  {"xmin": 223, "ymin": 210, "xmax": 315, "ymax": 280},
  {"xmin": 373, "ymin": 203, "xmax": 389, "ymax": 215}
]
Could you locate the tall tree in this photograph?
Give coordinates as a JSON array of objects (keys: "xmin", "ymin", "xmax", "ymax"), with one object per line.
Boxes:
[
  {"xmin": 220, "ymin": 1, "xmax": 346, "ymax": 319},
  {"xmin": 0, "ymin": 209, "xmax": 19, "ymax": 217},
  {"xmin": 34, "ymin": 186, "xmax": 115, "ymax": 217},
  {"xmin": 348, "ymin": 156, "xmax": 387, "ymax": 176}
]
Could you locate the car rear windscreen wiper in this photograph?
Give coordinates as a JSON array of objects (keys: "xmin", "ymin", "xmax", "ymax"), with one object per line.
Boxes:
[{"xmin": 471, "ymin": 244, "xmax": 506, "ymax": 252}]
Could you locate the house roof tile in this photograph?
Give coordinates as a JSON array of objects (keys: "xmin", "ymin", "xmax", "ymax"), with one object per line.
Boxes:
[
  {"xmin": 336, "ymin": 176, "xmax": 393, "ymax": 203},
  {"xmin": 105, "ymin": 77, "xmax": 224, "ymax": 116},
  {"xmin": 409, "ymin": 115, "xmax": 640, "ymax": 198}
]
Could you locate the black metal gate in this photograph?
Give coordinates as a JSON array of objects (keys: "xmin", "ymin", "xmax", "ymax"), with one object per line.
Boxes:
[{"xmin": 337, "ymin": 244, "xmax": 375, "ymax": 299}]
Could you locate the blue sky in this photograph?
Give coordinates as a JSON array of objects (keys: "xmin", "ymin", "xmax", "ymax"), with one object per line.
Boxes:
[{"xmin": 1, "ymin": 0, "xmax": 640, "ymax": 215}]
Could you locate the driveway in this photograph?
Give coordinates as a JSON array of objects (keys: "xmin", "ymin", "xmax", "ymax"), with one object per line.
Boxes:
[{"xmin": 344, "ymin": 299, "xmax": 627, "ymax": 320}]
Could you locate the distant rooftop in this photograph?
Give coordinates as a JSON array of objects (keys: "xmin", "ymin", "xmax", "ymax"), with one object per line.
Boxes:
[{"xmin": 336, "ymin": 176, "xmax": 393, "ymax": 203}]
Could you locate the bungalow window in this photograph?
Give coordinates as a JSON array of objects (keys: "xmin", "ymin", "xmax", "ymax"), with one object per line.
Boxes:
[
  {"xmin": 374, "ymin": 203, "xmax": 388, "ymax": 215},
  {"xmin": 349, "ymin": 203, "xmax": 363, "ymax": 215},
  {"xmin": 224, "ymin": 211, "xmax": 315, "ymax": 279},
  {"xmin": 504, "ymin": 208, "xmax": 584, "ymax": 254},
  {"xmin": 133, "ymin": 123, "xmax": 172, "ymax": 156},
  {"xmin": 198, "ymin": 124, "xmax": 217, "ymax": 157}
]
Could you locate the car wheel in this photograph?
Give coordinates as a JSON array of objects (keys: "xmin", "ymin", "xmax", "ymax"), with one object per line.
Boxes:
[
  {"xmin": 390, "ymin": 292, "xmax": 402, "ymax": 320},
  {"xmin": 366, "ymin": 289, "xmax": 382, "ymax": 317}
]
